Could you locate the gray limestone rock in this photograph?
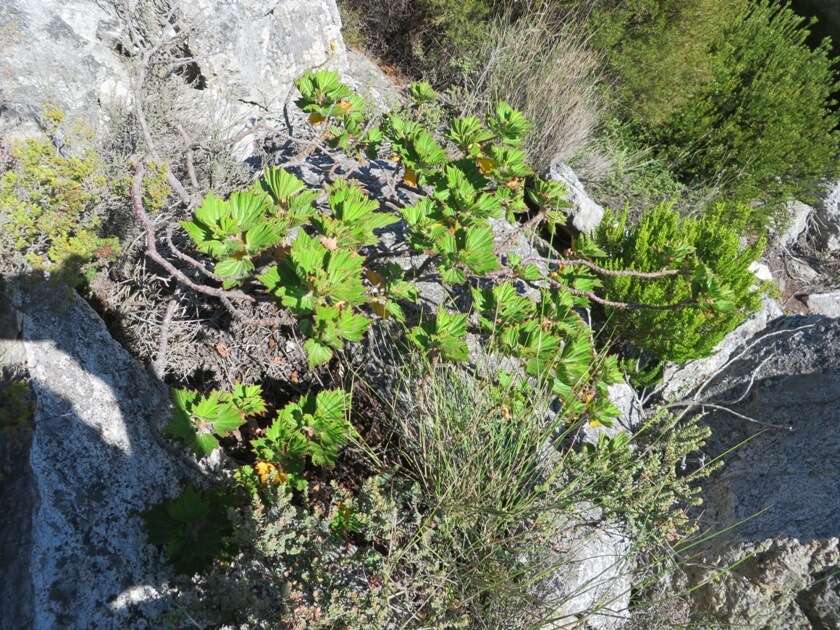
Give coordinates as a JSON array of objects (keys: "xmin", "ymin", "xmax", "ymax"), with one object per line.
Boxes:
[
  {"xmin": 0, "ymin": 279, "xmax": 185, "ymax": 628},
  {"xmin": 778, "ymin": 200, "xmax": 814, "ymax": 248},
  {"xmin": 547, "ymin": 162, "xmax": 605, "ymax": 235},
  {"xmin": 806, "ymin": 290, "xmax": 840, "ymax": 317},
  {"xmin": 673, "ymin": 315, "xmax": 840, "ymax": 628},
  {"xmin": 814, "ymin": 180, "xmax": 840, "ymax": 253},
  {"xmin": 179, "ymin": 0, "xmax": 346, "ymax": 111},
  {"xmin": 0, "ymin": 0, "xmax": 348, "ymax": 136},
  {"xmin": 547, "ymin": 510, "xmax": 633, "ymax": 630},
  {"xmin": 0, "ymin": 0, "xmax": 130, "ymax": 135}
]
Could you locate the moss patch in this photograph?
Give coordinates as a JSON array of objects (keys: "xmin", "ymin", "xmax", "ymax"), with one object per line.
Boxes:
[{"xmin": 0, "ymin": 379, "xmax": 34, "ymax": 434}]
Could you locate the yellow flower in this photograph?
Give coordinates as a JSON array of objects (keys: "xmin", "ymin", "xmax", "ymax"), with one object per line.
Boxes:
[
  {"xmin": 403, "ymin": 168, "xmax": 419, "ymax": 188},
  {"xmin": 255, "ymin": 461, "xmax": 286, "ymax": 485}
]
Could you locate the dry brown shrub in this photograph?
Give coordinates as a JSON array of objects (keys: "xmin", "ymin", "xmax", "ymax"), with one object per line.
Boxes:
[{"xmin": 461, "ymin": 5, "xmax": 606, "ymax": 173}]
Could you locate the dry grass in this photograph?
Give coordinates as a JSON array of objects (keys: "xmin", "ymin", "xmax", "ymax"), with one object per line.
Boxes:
[{"xmin": 461, "ymin": 4, "xmax": 606, "ymax": 173}]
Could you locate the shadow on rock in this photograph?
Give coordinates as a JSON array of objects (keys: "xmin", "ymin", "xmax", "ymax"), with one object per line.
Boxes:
[{"xmin": 0, "ymin": 264, "xmax": 194, "ymax": 628}]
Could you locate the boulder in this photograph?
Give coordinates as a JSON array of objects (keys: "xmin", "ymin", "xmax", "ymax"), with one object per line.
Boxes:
[
  {"xmin": 0, "ymin": 0, "xmax": 347, "ymax": 134},
  {"xmin": 748, "ymin": 261, "xmax": 774, "ymax": 283},
  {"xmin": 548, "ymin": 514, "xmax": 633, "ymax": 630},
  {"xmin": 806, "ymin": 291, "xmax": 840, "ymax": 317},
  {"xmin": 672, "ymin": 315, "xmax": 840, "ymax": 628},
  {"xmin": 345, "ymin": 49, "xmax": 403, "ymax": 112},
  {"xmin": 777, "ymin": 200, "xmax": 813, "ymax": 248},
  {"xmin": 813, "ymin": 180, "xmax": 840, "ymax": 253},
  {"xmin": 547, "ymin": 162, "xmax": 605, "ymax": 235},
  {"xmin": 179, "ymin": 0, "xmax": 346, "ymax": 111},
  {"xmin": 0, "ymin": 279, "xmax": 186, "ymax": 628},
  {"xmin": 0, "ymin": 0, "xmax": 130, "ymax": 135}
]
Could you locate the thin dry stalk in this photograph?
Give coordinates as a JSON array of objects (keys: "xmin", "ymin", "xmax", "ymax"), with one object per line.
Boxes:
[{"xmin": 465, "ymin": 6, "xmax": 605, "ymax": 172}]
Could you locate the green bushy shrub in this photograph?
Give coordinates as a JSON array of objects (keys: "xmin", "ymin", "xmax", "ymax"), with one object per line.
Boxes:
[
  {"xmin": 0, "ymin": 137, "xmax": 119, "ymax": 277},
  {"xmin": 596, "ymin": 0, "xmax": 840, "ymax": 218},
  {"xmin": 589, "ymin": 202, "xmax": 766, "ymax": 364},
  {"xmin": 143, "ymin": 71, "xmax": 754, "ymax": 625},
  {"xmin": 159, "ymin": 359, "xmax": 716, "ymax": 628}
]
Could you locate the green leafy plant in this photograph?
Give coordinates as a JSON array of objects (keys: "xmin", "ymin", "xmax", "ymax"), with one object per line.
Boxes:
[
  {"xmin": 295, "ymin": 69, "xmax": 369, "ymax": 151},
  {"xmin": 181, "ymin": 190, "xmax": 279, "ymax": 287},
  {"xmin": 164, "ymin": 384, "xmax": 266, "ymax": 456},
  {"xmin": 314, "ymin": 180, "xmax": 398, "ymax": 249},
  {"xmin": 259, "ymin": 232, "xmax": 370, "ymax": 366},
  {"xmin": 595, "ymin": 0, "xmax": 840, "ymax": 218},
  {"xmin": 143, "ymin": 486, "xmax": 235, "ymax": 575},
  {"xmin": 169, "ymin": 70, "xmax": 763, "ymax": 430},
  {"xmin": 589, "ymin": 201, "xmax": 766, "ymax": 363},
  {"xmin": 249, "ymin": 389, "xmax": 354, "ymax": 490},
  {"xmin": 0, "ymin": 137, "xmax": 118, "ymax": 277},
  {"xmin": 408, "ymin": 307, "xmax": 470, "ymax": 363}
]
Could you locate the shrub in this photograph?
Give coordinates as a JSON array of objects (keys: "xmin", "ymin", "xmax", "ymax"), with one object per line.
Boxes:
[
  {"xmin": 140, "ymin": 72, "xmax": 758, "ymax": 625},
  {"xmin": 247, "ymin": 389, "xmax": 355, "ymax": 491},
  {"xmin": 588, "ymin": 202, "xmax": 766, "ymax": 364},
  {"xmin": 595, "ymin": 0, "xmax": 840, "ymax": 218},
  {"xmin": 157, "ymin": 359, "xmax": 716, "ymax": 627},
  {"xmin": 165, "ymin": 69, "xmax": 761, "ymax": 416},
  {"xmin": 164, "ymin": 384, "xmax": 267, "ymax": 456},
  {"xmin": 143, "ymin": 486, "xmax": 235, "ymax": 575},
  {"xmin": 460, "ymin": 4, "xmax": 605, "ymax": 172},
  {"xmin": 0, "ymin": 137, "xmax": 119, "ymax": 278}
]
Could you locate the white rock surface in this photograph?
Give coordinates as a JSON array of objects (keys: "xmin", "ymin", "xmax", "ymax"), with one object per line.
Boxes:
[
  {"xmin": 814, "ymin": 180, "xmax": 840, "ymax": 253},
  {"xmin": 548, "ymin": 162, "xmax": 605, "ymax": 235},
  {"xmin": 0, "ymin": 0, "xmax": 130, "ymax": 134},
  {"xmin": 0, "ymin": 281, "xmax": 184, "ymax": 628},
  {"xmin": 748, "ymin": 261, "xmax": 773, "ymax": 283},
  {"xmin": 778, "ymin": 200, "xmax": 813, "ymax": 247},
  {"xmin": 0, "ymin": 0, "xmax": 348, "ymax": 133},
  {"xmin": 180, "ymin": 0, "xmax": 346, "ymax": 111},
  {"xmin": 547, "ymin": 511, "xmax": 633, "ymax": 630},
  {"xmin": 806, "ymin": 291, "xmax": 840, "ymax": 317}
]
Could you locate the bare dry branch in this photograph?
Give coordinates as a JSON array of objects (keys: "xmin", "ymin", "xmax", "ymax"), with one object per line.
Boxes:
[
  {"xmin": 131, "ymin": 161, "xmax": 254, "ymax": 304},
  {"xmin": 152, "ymin": 298, "xmax": 178, "ymax": 380},
  {"xmin": 534, "ymin": 255, "xmax": 683, "ymax": 279},
  {"xmin": 164, "ymin": 224, "xmax": 218, "ymax": 281}
]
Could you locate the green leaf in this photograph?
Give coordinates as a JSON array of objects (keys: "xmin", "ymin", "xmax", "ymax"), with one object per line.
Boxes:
[
  {"xmin": 245, "ymin": 222, "xmax": 281, "ymax": 253},
  {"xmin": 335, "ymin": 309, "xmax": 369, "ymax": 342},
  {"xmin": 462, "ymin": 225, "xmax": 499, "ymax": 274},
  {"xmin": 261, "ymin": 167, "xmax": 305, "ymax": 206},
  {"xmin": 229, "ymin": 191, "xmax": 270, "ymax": 230},
  {"xmin": 489, "ymin": 102, "xmax": 531, "ymax": 145},
  {"xmin": 409, "ymin": 81, "xmax": 437, "ymax": 103},
  {"xmin": 291, "ymin": 231, "xmax": 327, "ymax": 275},
  {"xmin": 316, "ymin": 389, "xmax": 348, "ymax": 424},
  {"xmin": 194, "ymin": 193, "xmax": 228, "ymax": 227},
  {"xmin": 304, "ymin": 338, "xmax": 334, "ymax": 366},
  {"xmin": 214, "ymin": 257, "xmax": 253, "ymax": 282}
]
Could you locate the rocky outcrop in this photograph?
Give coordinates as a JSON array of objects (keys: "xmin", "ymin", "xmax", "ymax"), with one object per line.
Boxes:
[
  {"xmin": 179, "ymin": 0, "xmax": 346, "ymax": 110},
  {"xmin": 814, "ymin": 180, "xmax": 840, "ymax": 254},
  {"xmin": 547, "ymin": 161, "xmax": 605, "ymax": 235},
  {"xmin": 549, "ymin": 514, "xmax": 633, "ymax": 630},
  {"xmin": 0, "ymin": 0, "xmax": 347, "ymax": 134},
  {"xmin": 0, "ymin": 0, "xmax": 130, "ymax": 135},
  {"xmin": 672, "ymin": 315, "xmax": 840, "ymax": 628},
  {"xmin": 0, "ymin": 279, "xmax": 185, "ymax": 628},
  {"xmin": 806, "ymin": 290, "xmax": 840, "ymax": 317},
  {"xmin": 778, "ymin": 200, "xmax": 814, "ymax": 248}
]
